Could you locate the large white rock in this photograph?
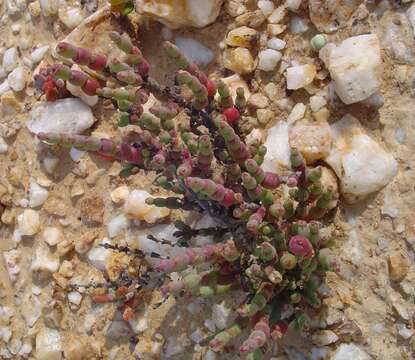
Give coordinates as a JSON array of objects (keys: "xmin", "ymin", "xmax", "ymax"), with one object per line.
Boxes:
[
  {"xmin": 320, "ymin": 34, "xmax": 382, "ymax": 104},
  {"xmin": 325, "ymin": 115, "xmax": 398, "ymax": 203},
  {"xmin": 331, "ymin": 343, "xmax": 371, "ymax": 360},
  {"xmin": 28, "ymin": 98, "xmax": 95, "ymax": 135},
  {"xmin": 135, "ymin": 0, "xmax": 223, "ymax": 28},
  {"xmin": 261, "ymin": 121, "xmax": 291, "ymax": 171},
  {"xmin": 35, "ymin": 328, "xmax": 62, "ymax": 360}
]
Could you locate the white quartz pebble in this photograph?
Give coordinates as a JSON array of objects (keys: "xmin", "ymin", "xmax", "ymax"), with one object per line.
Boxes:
[
  {"xmin": 43, "ymin": 227, "xmax": 63, "ymax": 246},
  {"xmin": 29, "ymin": 181, "xmax": 49, "ymax": 208},
  {"xmin": 319, "ymin": 34, "xmax": 382, "ymax": 104},
  {"xmin": 267, "ymin": 37, "xmax": 286, "ymax": 50},
  {"xmin": 287, "ymin": 103, "xmax": 306, "ymax": 123},
  {"xmin": 30, "ymin": 45, "xmax": 50, "ymax": 64},
  {"xmin": 325, "ymin": 115, "xmax": 398, "ymax": 203},
  {"xmin": 257, "ymin": 49, "xmax": 282, "ymax": 71},
  {"xmin": 17, "ymin": 209, "xmax": 40, "ymax": 236},
  {"xmin": 286, "ymin": 64, "xmax": 316, "ymax": 89},
  {"xmin": 2, "ymin": 48, "xmax": 18, "ymax": 73},
  {"xmin": 28, "ymin": 98, "xmax": 95, "ymax": 135},
  {"xmin": 261, "ymin": 121, "xmax": 291, "ymax": 171},
  {"xmin": 31, "ymin": 247, "xmax": 60, "ymax": 274}
]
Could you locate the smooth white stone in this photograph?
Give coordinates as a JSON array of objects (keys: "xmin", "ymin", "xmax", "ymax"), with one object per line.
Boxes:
[
  {"xmin": 28, "ymin": 98, "xmax": 95, "ymax": 135},
  {"xmin": 325, "ymin": 114, "xmax": 398, "ymax": 203},
  {"xmin": 261, "ymin": 121, "xmax": 291, "ymax": 171}
]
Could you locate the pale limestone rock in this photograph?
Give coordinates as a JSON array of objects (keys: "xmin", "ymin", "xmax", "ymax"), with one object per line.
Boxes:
[
  {"xmin": 58, "ymin": 6, "xmax": 84, "ymax": 29},
  {"xmin": 289, "ymin": 121, "xmax": 332, "ymax": 163},
  {"xmin": 87, "ymin": 241, "xmax": 111, "ymax": 271},
  {"xmin": 312, "ymin": 330, "xmax": 339, "ymax": 346},
  {"xmin": 286, "ymin": 64, "xmax": 316, "ymax": 90},
  {"xmin": 325, "ymin": 115, "xmax": 398, "ymax": 203},
  {"xmin": 29, "ymin": 181, "xmax": 49, "ymax": 208},
  {"xmin": 225, "ymin": 26, "xmax": 257, "ymax": 48},
  {"xmin": 42, "ymin": 227, "xmax": 63, "ymax": 246},
  {"xmin": 28, "ymin": 98, "xmax": 95, "ymax": 135},
  {"xmin": 7, "ymin": 66, "xmax": 28, "ymax": 92},
  {"xmin": 261, "ymin": 121, "xmax": 291, "ymax": 171},
  {"xmin": 309, "ymin": 95, "xmax": 327, "ymax": 112},
  {"xmin": 287, "ymin": 102, "xmax": 306, "ymax": 123},
  {"xmin": 388, "ymin": 251, "xmax": 410, "ymax": 281},
  {"xmin": 319, "ymin": 34, "xmax": 382, "ymax": 104},
  {"xmin": 135, "ymin": 0, "xmax": 223, "ymax": 28},
  {"xmin": 124, "ymin": 190, "xmax": 170, "ymax": 223},
  {"xmin": 35, "ymin": 328, "xmax": 62, "ymax": 360},
  {"xmin": 110, "ymin": 186, "xmax": 130, "ymax": 204},
  {"xmin": 257, "ymin": 49, "xmax": 282, "ymax": 71},
  {"xmin": 223, "ymin": 47, "xmax": 256, "ymax": 74},
  {"xmin": 331, "ymin": 343, "xmax": 371, "ymax": 360},
  {"xmin": 17, "ymin": 209, "xmax": 40, "ymax": 236},
  {"xmin": 31, "ymin": 247, "xmax": 60, "ymax": 274},
  {"xmin": 107, "ymin": 214, "xmax": 130, "ymax": 238}
]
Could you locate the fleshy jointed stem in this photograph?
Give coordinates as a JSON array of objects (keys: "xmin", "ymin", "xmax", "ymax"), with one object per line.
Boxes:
[{"xmin": 35, "ymin": 27, "xmax": 339, "ymax": 359}]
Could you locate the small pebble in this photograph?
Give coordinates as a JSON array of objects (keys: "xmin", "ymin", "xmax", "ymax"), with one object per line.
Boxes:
[
  {"xmin": 43, "ymin": 227, "xmax": 64, "ymax": 246},
  {"xmin": 2, "ymin": 48, "xmax": 18, "ymax": 73},
  {"xmin": 0, "ymin": 137, "xmax": 8, "ymax": 154},
  {"xmin": 267, "ymin": 37, "xmax": 286, "ymax": 50},
  {"xmin": 30, "ymin": 45, "xmax": 50, "ymax": 64},
  {"xmin": 257, "ymin": 49, "xmax": 282, "ymax": 71},
  {"xmin": 287, "ymin": 103, "xmax": 306, "ymax": 123}
]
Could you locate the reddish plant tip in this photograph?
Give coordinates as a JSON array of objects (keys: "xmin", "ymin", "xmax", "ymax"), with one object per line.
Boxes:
[
  {"xmin": 222, "ymin": 107, "xmax": 240, "ymax": 125},
  {"xmin": 206, "ymin": 79, "xmax": 217, "ymax": 97},
  {"xmin": 82, "ymin": 78, "xmax": 101, "ymax": 96},
  {"xmin": 288, "ymin": 235, "xmax": 314, "ymax": 258}
]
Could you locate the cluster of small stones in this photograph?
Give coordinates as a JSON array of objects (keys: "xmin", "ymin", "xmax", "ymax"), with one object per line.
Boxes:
[{"xmin": 0, "ymin": 1, "xmax": 414, "ymax": 360}]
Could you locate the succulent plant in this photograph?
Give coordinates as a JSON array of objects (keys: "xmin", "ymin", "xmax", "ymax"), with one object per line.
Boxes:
[{"xmin": 34, "ymin": 24, "xmax": 339, "ymax": 359}]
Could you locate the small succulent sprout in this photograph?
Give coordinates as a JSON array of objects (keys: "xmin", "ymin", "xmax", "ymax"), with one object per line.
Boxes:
[
  {"xmin": 310, "ymin": 34, "xmax": 328, "ymax": 51},
  {"xmin": 280, "ymin": 252, "xmax": 297, "ymax": 270}
]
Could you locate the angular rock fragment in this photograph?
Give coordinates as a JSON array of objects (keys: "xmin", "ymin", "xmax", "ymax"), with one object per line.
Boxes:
[
  {"xmin": 319, "ymin": 34, "xmax": 382, "ymax": 104},
  {"xmin": 135, "ymin": 0, "xmax": 223, "ymax": 28},
  {"xmin": 325, "ymin": 115, "xmax": 398, "ymax": 203},
  {"xmin": 28, "ymin": 98, "xmax": 95, "ymax": 135}
]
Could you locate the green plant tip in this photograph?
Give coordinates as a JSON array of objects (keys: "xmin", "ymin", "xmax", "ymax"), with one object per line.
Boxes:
[{"xmin": 311, "ymin": 34, "xmax": 327, "ymax": 51}]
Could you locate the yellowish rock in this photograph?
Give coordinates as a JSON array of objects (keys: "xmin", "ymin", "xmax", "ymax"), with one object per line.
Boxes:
[
  {"xmin": 289, "ymin": 121, "xmax": 332, "ymax": 164},
  {"xmin": 136, "ymin": 0, "xmax": 223, "ymax": 28},
  {"xmin": 225, "ymin": 26, "xmax": 258, "ymax": 48},
  {"xmin": 267, "ymin": 24, "xmax": 287, "ymax": 36},
  {"xmin": 388, "ymin": 252, "xmax": 410, "ymax": 281},
  {"xmin": 110, "ymin": 185, "xmax": 130, "ymax": 204},
  {"xmin": 286, "ymin": 64, "xmax": 317, "ymax": 90},
  {"xmin": 223, "ymin": 47, "xmax": 256, "ymax": 74}
]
